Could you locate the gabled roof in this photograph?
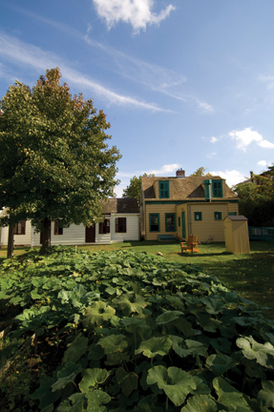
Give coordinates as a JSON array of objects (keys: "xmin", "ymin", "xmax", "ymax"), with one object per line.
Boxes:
[
  {"xmin": 141, "ymin": 176, "xmax": 238, "ymax": 201},
  {"xmin": 102, "ymin": 198, "xmax": 140, "ymax": 214}
]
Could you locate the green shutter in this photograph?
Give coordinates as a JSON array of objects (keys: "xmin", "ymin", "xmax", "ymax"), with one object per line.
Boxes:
[
  {"xmin": 212, "ymin": 180, "xmax": 223, "ymax": 197},
  {"xmin": 159, "ymin": 181, "xmax": 169, "ymax": 198}
]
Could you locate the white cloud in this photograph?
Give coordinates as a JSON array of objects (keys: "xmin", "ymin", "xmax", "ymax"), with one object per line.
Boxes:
[
  {"xmin": 229, "ymin": 127, "xmax": 274, "ymax": 151},
  {"xmin": 92, "ymin": 0, "xmax": 175, "ymax": 32},
  {"xmin": 210, "ymin": 136, "xmax": 218, "ymax": 143},
  {"xmin": 257, "ymin": 160, "xmax": 268, "ymax": 168},
  {"xmin": 210, "ymin": 169, "xmax": 246, "ymax": 188},
  {"xmin": 148, "ymin": 164, "xmax": 181, "ymax": 175},
  {"xmin": 207, "ymin": 152, "xmax": 217, "ymax": 159},
  {"xmin": 258, "ymin": 139, "xmax": 274, "ymax": 149}
]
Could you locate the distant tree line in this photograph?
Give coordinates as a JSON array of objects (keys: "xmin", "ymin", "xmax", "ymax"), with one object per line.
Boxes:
[{"xmin": 233, "ymin": 166, "xmax": 274, "ymax": 227}]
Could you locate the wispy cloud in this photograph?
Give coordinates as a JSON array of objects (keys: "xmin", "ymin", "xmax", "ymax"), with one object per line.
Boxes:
[
  {"xmin": 207, "ymin": 152, "xmax": 217, "ymax": 159},
  {"xmin": 259, "ymin": 74, "xmax": 274, "ymax": 89},
  {"xmin": 0, "ymin": 32, "xmax": 169, "ymax": 112},
  {"xmin": 84, "ymin": 36, "xmax": 214, "ymax": 113},
  {"xmin": 92, "ymin": 0, "xmax": 175, "ymax": 33},
  {"xmin": 1, "ymin": 4, "xmax": 212, "ymax": 113},
  {"xmin": 229, "ymin": 127, "xmax": 274, "ymax": 151}
]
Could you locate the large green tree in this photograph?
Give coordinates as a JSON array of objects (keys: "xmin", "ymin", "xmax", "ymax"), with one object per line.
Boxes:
[{"xmin": 0, "ymin": 68, "xmax": 121, "ymax": 254}]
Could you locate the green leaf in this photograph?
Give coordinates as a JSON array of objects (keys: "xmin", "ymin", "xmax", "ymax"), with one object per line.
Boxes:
[
  {"xmin": 51, "ymin": 371, "xmax": 78, "ymax": 392},
  {"xmin": 155, "ymin": 310, "xmax": 184, "ymax": 324},
  {"xmin": 84, "ymin": 301, "xmax": 116, "ymax": 326},
  {"xmin": 30, "ymin": 288, "xmax": 43, "ymax": 300},
  {"xmin": 201, "ymin": 296, "xmax": 225, "ymax": 314},
  {"xmin": 113, "ymin": 293, "xmax": 147, "ymax": 316},
  {"xmin": 206, "ymin": 353, "xmax": 238, "ymax": 376},
  {"xmin": 116, "ymin": 367, "xmax": 139, "ymax": 397},
  {"xmin": 135, "ymin": 336, "xmax": 172, "ymax": 358},
  {"xmin": 147, "ymin": 366, "xmax": 196, "ymax": 406},
  {"xmin": 86, "ymin": 390, "xmax": 111, "ymax": 411},
  {"xmin": 257, "ymin": 381, "xmax": 274, "ymax": 407},
  {"xmin": 31, "ymin": 376, "xmax": 61, "ymax": 409},
  {"xmin": 236, "ymin": 336, "xmax": 274, "ymax": 369},
  {"xmin": 62, "ymin": 333, "xmax": 88, "ymax": 365},
  {"xmin": 97, "ymin": 334, "xmax": 128, "ymax": 354},
  {"xmin": 181, "ymin": 394, "xmax": 217, "ymax": 411},
  {"xmin": 213, "ymin": 377, "xmax": 252, "ymax": 411},
  {"xmin": 56, "ymin": 393, "xmax": 86, "ymax": 412},
  {"xmin": 79, "ymin": 368, "xmax": 110, "ymax": 393}
]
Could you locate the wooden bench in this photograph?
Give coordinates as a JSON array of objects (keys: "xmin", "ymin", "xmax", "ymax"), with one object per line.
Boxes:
[
  {"xmin": 157, "ymin": 234, "xmax": 177, "ymax": 242},
  {"xmin": 180, "ymin": 235, "xmax": 199, "ymax": 254}
]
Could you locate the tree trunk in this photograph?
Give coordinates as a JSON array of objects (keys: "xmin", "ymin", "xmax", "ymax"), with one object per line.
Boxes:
[
  {"xmin": 41, "ymin": 218, "xmax": 51, "ymax": 249},
  {"xmin": 7, "ymin": 224, "xmax": 14, "ymax": 258}
]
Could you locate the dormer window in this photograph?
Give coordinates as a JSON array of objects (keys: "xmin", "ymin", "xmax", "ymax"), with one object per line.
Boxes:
[
  {"xmin": 212, "ymin": 180, "xmax": 223, "ymax": 198},
  {"xmin": 159, "ymin": 181, "xmax": 169, "ymax": 198}
]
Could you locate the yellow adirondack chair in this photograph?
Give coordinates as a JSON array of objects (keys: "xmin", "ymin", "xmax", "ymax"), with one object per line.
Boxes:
[{"xmin": 181, "ymin": 235, "xmax": 199, "ymax": 254}]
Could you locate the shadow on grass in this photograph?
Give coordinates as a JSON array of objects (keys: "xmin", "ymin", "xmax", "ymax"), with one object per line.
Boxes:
[{"xmin": 199, "ymin": 254, "xmax": 274, "ymax": 319}]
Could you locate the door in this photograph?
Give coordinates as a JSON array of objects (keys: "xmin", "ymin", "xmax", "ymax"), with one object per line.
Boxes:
[
  {"xmin": 181, "ymin": 211, "xmax": 186, "ymax": 239},
  {"xmin": 85, "ymin": 225, "xmax": 95, "ymax": 243}
]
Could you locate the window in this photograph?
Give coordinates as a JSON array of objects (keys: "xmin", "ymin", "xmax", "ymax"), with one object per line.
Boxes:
[
  {"xmin": 228, "ymin": 212, "xmax": 237, "ymax": 216},
  {"xmin": 165, "ymin": 213, "xmax": 176, "ymax": 232},
  {"xmin": 99, "ymin": 219, "xmax": 110, "ymax": 234},
  {"xmin": 214, "ymin": 212, "xmax": 222, "ymax": 221},
  {"xmin": 212, "ymin": 180, "xmax": 223, "ymax": 198},
  {"xmin": 194, "ymin": 212, "xmax": 202, "ymax": 221},
  {"xmin": 14, "ymin": 220, "xmax": 26, "ymax": 235},
  {"xmin": 54, "ymin": 221, "xmax": 63, "ymax": 235},
  {"xmin": 149, "ymin": 213, "xmax": 160, "ymax": 232},
  {"xmin": 115, "ymin": 217, "xmax": 126, "ymax": 233},
  {"xmin": 159, "ymin": 181, "xmax": 169, "ymax": 198}
]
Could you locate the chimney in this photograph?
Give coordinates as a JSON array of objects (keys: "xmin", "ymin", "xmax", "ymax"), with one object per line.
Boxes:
[{"xmin": 176, "ymin": 169, "xmax": 185, "ymax": 178}]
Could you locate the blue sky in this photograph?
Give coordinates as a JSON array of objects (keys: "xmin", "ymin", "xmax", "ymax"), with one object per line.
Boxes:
[{"xmin": 1, "ymin": 0, "xmax": 274, "ymax": 196}]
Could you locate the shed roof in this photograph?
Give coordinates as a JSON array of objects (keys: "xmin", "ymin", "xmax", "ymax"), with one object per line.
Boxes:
[{"xmin": 224, "ymin": 215, "xmax": 248, "ymax": 221}]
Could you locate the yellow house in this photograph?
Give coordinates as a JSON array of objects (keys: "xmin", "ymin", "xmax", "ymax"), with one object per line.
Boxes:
[{"xmin": 140, "ymin": 170, "xmax": 239, "ymax": 242}]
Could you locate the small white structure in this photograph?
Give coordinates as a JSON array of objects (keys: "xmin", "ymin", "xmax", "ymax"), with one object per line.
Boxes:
[{"xmin": 0, "ymin": 198, "xmax": 140, "ymax": 248}]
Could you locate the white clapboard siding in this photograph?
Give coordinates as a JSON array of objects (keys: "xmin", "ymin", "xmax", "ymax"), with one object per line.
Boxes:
[
  {"xmin": 111, "ymin": 214, "xmax": 140, "ymax": 242},
  {"xmin": 0, "ymin": 215, "xmax": 140, "ymax": 247},
  {"xmin": 0, "ymin": 221, "xmax": 32, "ymax": 247}
]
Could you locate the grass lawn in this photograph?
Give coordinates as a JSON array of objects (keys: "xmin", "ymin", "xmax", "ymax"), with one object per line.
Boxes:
[{"xmin": 1, "ymin": 239, "xmax": 274, "ymax": 318}]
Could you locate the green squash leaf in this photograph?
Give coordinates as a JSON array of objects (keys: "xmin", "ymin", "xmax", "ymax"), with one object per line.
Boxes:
[
  {"xmin": 213, "ymin": 377, "xmax": 252, "ymax": 411},
  {"xmin": 257, "ymin": 381, "xmax": 274, "ymax": 407},
  {"xmin": 155, "ymin": 310, "xmax": 184, "ymax": 324},
  {"xmin": 135, "ymin": 336, "xmax": 172, "ymax": 358},
  {"xmin": 147, "ymin": 365, "xmax": 196, "ymax": 406},
  {"xmin": 181, "ymin": 394, "xmax": 217, "ymax": 411},
  {"xmin": 79, "ymin": 368, "xmax": 110, "ymax": 393},
  {"xmin": 236, "ymin": 336, "xmax": 274, "ymax": 369},
  {"xmin": 206, "ymin": 353, "xmax": 238, "ymax": 376},
  {"xmin": 84, "ymin": 301, "xmax": 116, "ymax": 326},
  {"xmin": 86, "ymin": 389, "xmax": 111, "ymax": 411},
  {"xmin": 116, "ymin": 367, "xmax": 139, "ymax": 397},
  {"xmin": 61, "ymin": 333, "xmax": 88, "ymax": 365},
  {"xmin": 97, "ymin": 334, "xmax": 128, "ymax": 354}
]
